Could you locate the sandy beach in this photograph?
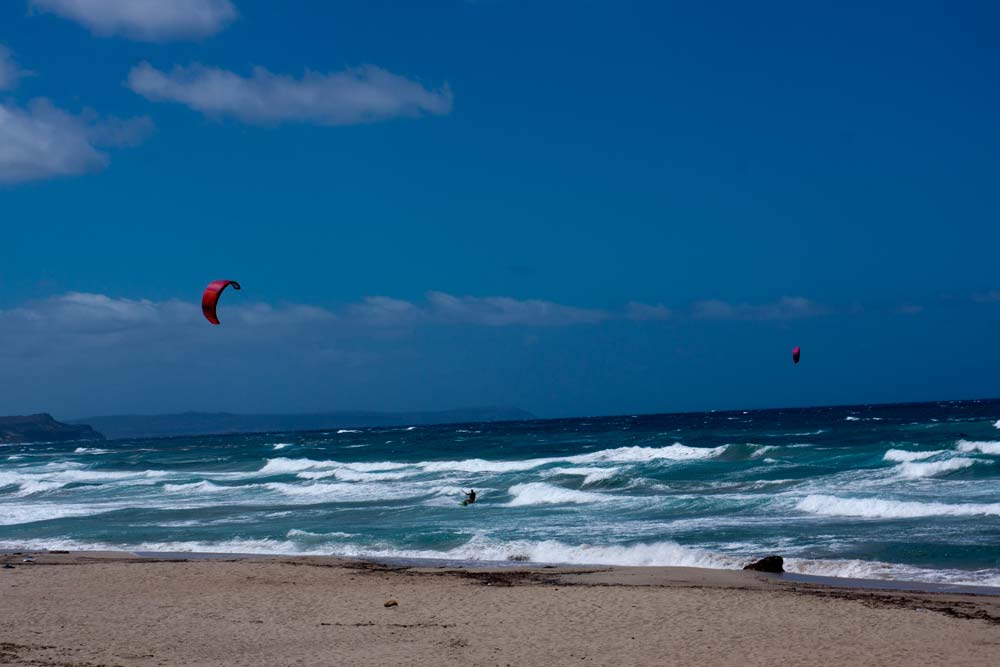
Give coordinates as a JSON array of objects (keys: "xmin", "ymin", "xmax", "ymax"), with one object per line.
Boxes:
[{"xmin": 0, "ymin": 552, "xmax": 997, "ymax": 666}]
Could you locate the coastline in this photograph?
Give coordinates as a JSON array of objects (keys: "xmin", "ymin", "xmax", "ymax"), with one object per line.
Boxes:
[
  {"xmin": 8, "ymin": 547, "xmax": 1000, "ymax": 596},
  {"xmin": 2, "ymin": 550, "xmax": 998, "ymax": 666}
]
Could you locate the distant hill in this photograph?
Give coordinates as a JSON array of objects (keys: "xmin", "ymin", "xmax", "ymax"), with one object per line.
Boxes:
[
  {"xmin": 0, "ymin": 413, "xmax": 104, "ymax": 444},
  {"xmin": 71, "ymin": 407, "xmax": 536, "ymax": 440}
]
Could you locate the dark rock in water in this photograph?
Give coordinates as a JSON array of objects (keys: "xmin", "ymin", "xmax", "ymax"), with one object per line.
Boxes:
[
  {"xmin": 384, "ymin": 599, "xmax": 399, "ymax": 608},
  {"xmin": 0, "ymin": 414, "xmax": 104, "ymax": 444},
  {"xmin": 743, "ymin": 556, "xmax": 784, "ymax": 573}
]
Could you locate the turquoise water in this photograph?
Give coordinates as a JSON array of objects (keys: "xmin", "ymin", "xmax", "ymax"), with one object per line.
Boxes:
[{"xmin": 2, "ymin": 400, "xmax": 999, "ymax": 585}]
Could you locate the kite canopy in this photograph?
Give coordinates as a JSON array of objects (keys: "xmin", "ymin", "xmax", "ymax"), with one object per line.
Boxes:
[
  {"xmin": 792, "ymin": 346, "xmax": 801, "ymax": 364},
  {"xmin": 202, "ymin": 280, "xmax": 241, "ymax": 325}
]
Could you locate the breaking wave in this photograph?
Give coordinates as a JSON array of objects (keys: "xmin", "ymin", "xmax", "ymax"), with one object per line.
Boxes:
[
  {"xmin": 506, "ymin": 482, "xmax": 615, "ymax": 507},
  {"xmin": 784, "ymin": 557, "xmax": 1000, "ymax": 587},
  {"xmin": 895, "ymin": 457, "xmax": 978, "ymax": 479},
  {"xmin": 547, "ymin": 467, "xmax": 620, "ymax": 485},
  {"xmin": 883, "ymin": 449, "xmax": 943, "ymax": 462},
  {"xmin": 797, "ymin": 494, "xmax": 1000, "ymax": 518},
  {"xmin": 3, "ymin": 402, "xmax": 1000, "ymax": 589},
  {"xmin": 163, "ymin": 481, "xmax": 227, "ymax": 494},
  {"xmin": 254, "ymin": 444, "xmax": 727, "ymax": 479},
  {"xmin": 956, "ymin": 440, "xmax": 1000, "ymax": 455}
]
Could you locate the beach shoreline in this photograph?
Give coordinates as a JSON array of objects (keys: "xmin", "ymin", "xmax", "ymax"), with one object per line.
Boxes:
[
  {"xmin": 2, "ymin": 550, "xmax": 998, "ymax": 666},
  {"xmin": 7, "ymin": 547, "xmax": 1000, "ymax": 596}
]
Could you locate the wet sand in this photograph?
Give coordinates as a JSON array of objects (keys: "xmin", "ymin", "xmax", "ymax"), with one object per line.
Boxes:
[{"xmin": 1, "ymin": 551, "xmax": 998, "ymax": 666}]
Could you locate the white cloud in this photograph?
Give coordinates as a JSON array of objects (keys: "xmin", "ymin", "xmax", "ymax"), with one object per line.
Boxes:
[
  {"xmin": 127, "ymin": 62, "xmax": 453, "ymax": 126},
  {"xmin": 972, "ymin": 290, "xmax": 1000, "ymax": 304},
  {"xmin": 0, "ymin": 99, "xmax": 152, "ymax": 184},
  {"xmin": 691, "ymin": 296, "xmax": 826, "ymax": 321},
  {"xmin": 625, "ymin": 301, "xmax": 671, "ymax": 321},
  {"xmin": 0, "ymin": 45, "xmax": 29, "ymax": 90},
  {"xmin": 0, "ymin": 291, "xmax": 609, "ymax": 355},
  {"xmin": 348, "ymin": 292, "xmax": 607, "ymax": 327},
  {"xmin": 348, "ymin": 296, "xmax": 423, "ymax": 326},
  {"xmin": 0, "ymin": 290, "xmax": 832, "ymax": 362},
  {"xmin": 30, "ymin": 0, "xmax": 237, "ymax": 41},
  {"xmin": 424, "ymin": 291, "xmax": 608, "ymax": 326}
]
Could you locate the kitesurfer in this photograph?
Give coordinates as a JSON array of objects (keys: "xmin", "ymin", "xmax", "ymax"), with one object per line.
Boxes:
[{"xmin": 463, "ymin": 489, "xmax": 477, "ymax": 505}]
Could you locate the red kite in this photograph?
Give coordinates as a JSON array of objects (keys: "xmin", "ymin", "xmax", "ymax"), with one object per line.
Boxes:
[{"xmin": 202, "ymin": 280, "xmax": 241, "ymax": 325}]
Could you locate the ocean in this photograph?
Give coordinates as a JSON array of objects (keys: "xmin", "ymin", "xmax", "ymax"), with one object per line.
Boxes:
[{"xmin": 2, "ymin": 400, "xmax": 999, "ymax": 586}]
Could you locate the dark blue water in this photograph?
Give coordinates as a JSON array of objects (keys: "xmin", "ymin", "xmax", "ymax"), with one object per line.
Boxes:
[{"xmin": 2, "ymin": 400, "xmax": 999, "ymax": 585}]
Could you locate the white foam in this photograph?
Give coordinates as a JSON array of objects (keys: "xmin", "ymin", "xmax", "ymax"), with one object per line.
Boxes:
[
  {"xmin": 64, "ymin": 534, "xmax": 732, "ymax": 571},
  {"xmin": 506, "ymin": 482, "xmax": 613, "ymax": 507},
  {"xmin": 13, "ymin": 480, "xmax": 66, "ymax": 496},
  {"xmin": 74, "ymin": 447, "xmax": 109, "ymax": 455},
  {"xmin": 797, "ymin": 494, "xmax": 1000, "ymax": 518},
  {"xmin": 0, "ymin": 467, "xmax": 168, "ymax": 491},
  {"xmin": 421, "ymin": 457, "xmax": 557, "ymax": 473},
  {"xmin": 845, "ymin": 416, "xmax": 860, "ymax": 421},
  {"xmin": 337, "ymin": 429, "xmax": 361, "ymax": 434},
  {"xmin": 163, "ymin": 481, "xmax": 227, "ymax": 494},
  {"xmin": 548, "ymin": 467, "xmax": 620, "ymax": 485},
  {"xmin": 262, "ymin": 480, "xmax": 427, "ymax": 503},
  {"xmin": 883, "ymin": 449, "xmax": 944, "ymax": 462},
  {"xmin": 286, "ymin": 529, "xmax": 355, "ymax": 540},
  {"xmin": 0, "ymin": 503, "xmax": 113, "ymax": 526},
  {"xmin": 257, "ymin": 457, "xmax": 410, "ymax": 476},
  {"xmin": 956, "ymin": 439, "xmax": 1000, "ymax": 455},
  {"xmin": 785, "ymin": 557, "xmax": 1000, "ymax": 587},
  {"xmin": 271, "ymin": 443, "xmax": 292, "ymax": 450},
  {"xmin": 1, "ymin": 532, "xmax": 996, "ymax": 587},
  {"xmin": 256, "ymin": 444, "xmax": 725, "ymax": 480},
  {"xmin": 994, "ymin": 420, "xmax": 1000, "ymax": 429},
  {"xmin": 750, "ymin": 445, "xmax": 777, "ymax": 458},
  {"xmin": 494, "ymin": 539, "xmax": 741, "ymax": 568},
  {"xmin": 297, "ymin": 468, "xmax": 414, "ymax": 482},
  {"xmin": 895, "ymin": 457, "xmax": 977, "ymax": 479},
  {"xmin": 258, "ymin": 457, "xmax": 327, "ymax": 474},
  {"xmin": 569, "ymin": 444, "xmax": 727, "ymax": 464}
]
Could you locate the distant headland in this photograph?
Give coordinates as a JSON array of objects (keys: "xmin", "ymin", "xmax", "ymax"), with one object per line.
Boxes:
[
  {"xmin": 0, "ymin": 414, "xmax": 104, "ymax": 444},
  {"xmin": 69, "ymin": 407, "xmax": 536, "ymax": 440}
]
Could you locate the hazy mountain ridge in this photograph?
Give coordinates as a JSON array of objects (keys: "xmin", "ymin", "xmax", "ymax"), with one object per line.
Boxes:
[
  {"xmin": 72, "ymin": 407, "xmax": 536, "ymax": 440},
  {"xmin": 0, "ymin": 414, "xmax": 104, "ymax": 444}
]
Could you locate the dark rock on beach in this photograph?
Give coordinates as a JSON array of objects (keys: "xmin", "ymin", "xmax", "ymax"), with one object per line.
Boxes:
[
  {"xmin": 0, "ymin": 413, "xmax": 104, "ymax": 444},
  {"xmin": 743, "ymin": 556, "xmax": 785, "ymax": 573}
]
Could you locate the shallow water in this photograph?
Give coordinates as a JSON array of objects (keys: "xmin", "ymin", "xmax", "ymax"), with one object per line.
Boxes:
[{"xmin": 2, "ymin": 400, "xmax": 999, "ymax": 585}]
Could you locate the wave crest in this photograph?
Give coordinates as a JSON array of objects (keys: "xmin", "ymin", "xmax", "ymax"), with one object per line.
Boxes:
[
  {"xmin": 956, "ymin": 440, "xmax": 1000, "ymax": 455},
  {"xmin": 896, "ymin": 458, "xmax": 978, "ymax": 479},
  {"xmin": 797, "ymin": 494, "xmax": 1000, "ymax": 518},
  {"xmin": 506, "ymin": 482, "xmax": 613, "ymax": 507},
  {"xmin": 883, "ymin": 449, "xmax": 943, "ymax": 462}
]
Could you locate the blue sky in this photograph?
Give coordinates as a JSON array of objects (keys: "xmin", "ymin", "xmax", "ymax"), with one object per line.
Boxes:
[{"xmin": 1, "ymin": 0, "xmax": 999, "ymax": 419}]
